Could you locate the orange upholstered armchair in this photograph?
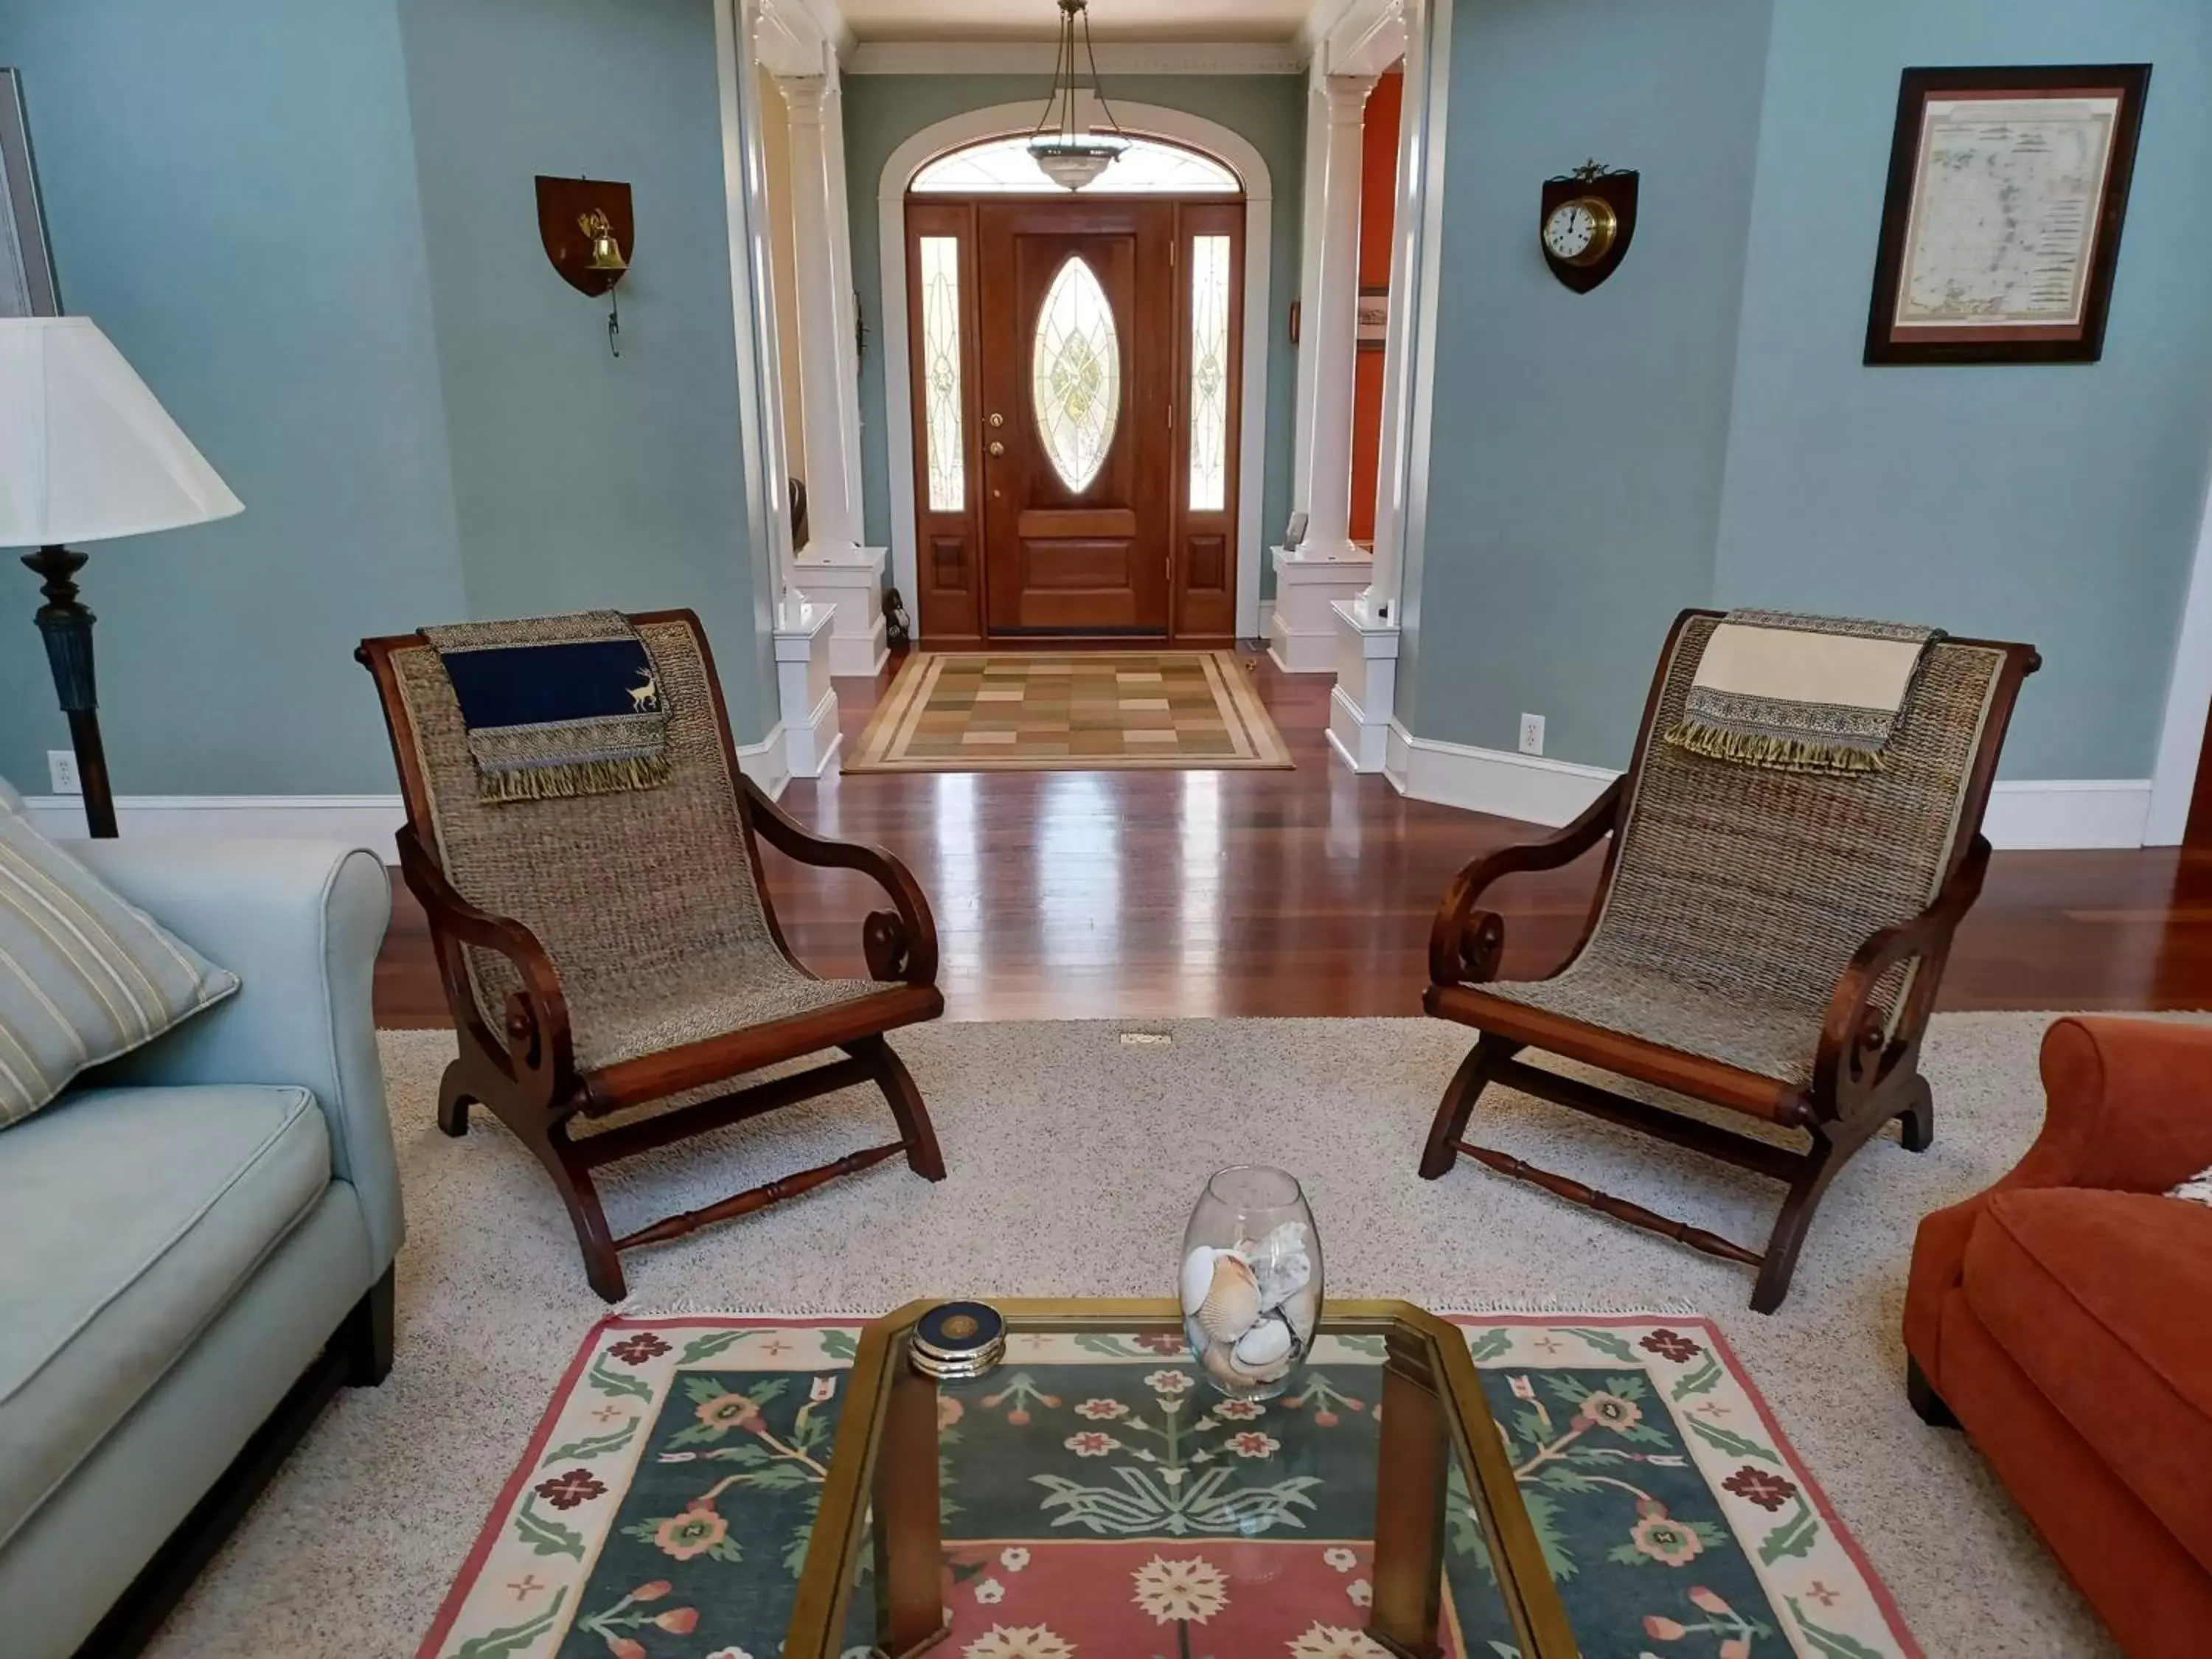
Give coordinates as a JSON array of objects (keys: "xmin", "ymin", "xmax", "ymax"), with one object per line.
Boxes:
[{"xmin": 1905, "ymin": 1017, "xmax": 2212, "ymax": 1658}]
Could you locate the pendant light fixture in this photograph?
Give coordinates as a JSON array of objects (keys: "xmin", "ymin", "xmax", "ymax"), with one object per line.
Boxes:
[{"xmin": 1027, "ymin": 0, "xmax": 1127, "ymax": 192}]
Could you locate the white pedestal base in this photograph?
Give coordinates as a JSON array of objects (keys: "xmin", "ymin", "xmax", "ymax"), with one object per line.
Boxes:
[
  {"xmin": 1269, "ymin": 545, "xmax": 1374, "ymax": 674},
  {"xmin": 773, "ymin": 600, "xmax": 843, "ymax": 779},
  {"xmin": 793, "ymin": 546, "xmax": 888, "ymax": 678},
  {"xmin": 1325, "ymin": 597, "xmax": 1399, "ymax": 774}
]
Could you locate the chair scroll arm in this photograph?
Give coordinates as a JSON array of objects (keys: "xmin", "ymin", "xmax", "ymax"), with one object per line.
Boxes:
[
  {"xmin": 741, "ymin": 776, "xmax": 941, "ymax": 987},
  {"xmin": 1813, "ymin": 834, "xmax": 1991, "ymax": 1116},
  {"xmin": 396, "ymin": 825, "xmax": 576, "ymax": 1091},
  {"xmin": 1427, "ymin": 777, "xmax": 1626, "ymax": 987}
]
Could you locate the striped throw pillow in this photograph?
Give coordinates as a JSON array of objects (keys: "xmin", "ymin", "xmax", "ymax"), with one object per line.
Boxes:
[{"xmin": 0, "ymin": 805, "xmax": 240, "ymax": 1128}]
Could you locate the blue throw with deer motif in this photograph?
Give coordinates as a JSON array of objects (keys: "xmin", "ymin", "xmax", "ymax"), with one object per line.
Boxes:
[{"xmin": 422, "ymin": 610, "xmax": 670, "ymax": 803}]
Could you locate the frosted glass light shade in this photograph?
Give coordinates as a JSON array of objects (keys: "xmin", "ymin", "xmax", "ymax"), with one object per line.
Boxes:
[{"xmin": 0, "ymin": 316, "xmax": 242, "ymax": 547}]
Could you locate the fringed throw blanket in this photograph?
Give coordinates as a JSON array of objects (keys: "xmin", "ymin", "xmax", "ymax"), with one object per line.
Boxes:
[
  {"xmin": 422, "ymin": 611, "xmax": 670, "ymax": 803},
  {"xmin": 1664, "ymin": 610, "xmax": 1942, "ymax": 775}
]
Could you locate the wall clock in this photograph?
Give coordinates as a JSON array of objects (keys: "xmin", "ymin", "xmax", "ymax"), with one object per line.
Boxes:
[{"xmin": 1540, "ymin": 160, "xmax": 1638, "ymax": 293}]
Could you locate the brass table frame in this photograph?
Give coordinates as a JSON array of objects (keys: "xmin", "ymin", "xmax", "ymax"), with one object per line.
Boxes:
[{"xmin": 785, "ymin": 1298, "xmax": 1579, "ymax": 1659}]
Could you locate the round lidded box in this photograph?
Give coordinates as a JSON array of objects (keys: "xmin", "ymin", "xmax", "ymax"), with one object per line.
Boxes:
[{"xmin": 908, "ymin": 1300, "xmax": 1006, "ymax": 1380}]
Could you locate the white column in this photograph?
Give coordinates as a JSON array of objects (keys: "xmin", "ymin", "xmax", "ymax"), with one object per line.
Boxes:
[
  {"xmin": 1271, "ymin": 72, "xmax": 1377, "ymax": 674},
  {"xmin": 777, "ymin": 72, "xmax": 888, "ymax": 675},
  {"xmin": 1301, "ymin": 73, "xmax": 1376, "ymax": 563}
]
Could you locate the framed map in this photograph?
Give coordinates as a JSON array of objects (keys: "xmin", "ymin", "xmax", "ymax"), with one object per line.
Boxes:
[{"xmin": 1865, "ymin": 64, "xmax": 2150, "ymax": 365}]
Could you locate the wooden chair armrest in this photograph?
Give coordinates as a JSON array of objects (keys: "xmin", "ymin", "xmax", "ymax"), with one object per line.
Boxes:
[
  {"xmin": 742, "ymin": 776, "xmax": 940, "ymax": 987},
  {"xmin": 1812, "ymin": 835, "xmax": 1990, "ymax": 1114},
  {"xmin": 1427, "ymin": 777, "xmax": 1625, "ymax": 986},
  {"xmin": 397, "ymin": 825, "xmax": 575, "ymax": 1086}
]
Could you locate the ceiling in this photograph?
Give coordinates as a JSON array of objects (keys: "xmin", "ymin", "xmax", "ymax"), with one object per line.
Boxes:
[{"xmin": 836, "ymin": 0, "xmax": 1314, "ymax": 44}]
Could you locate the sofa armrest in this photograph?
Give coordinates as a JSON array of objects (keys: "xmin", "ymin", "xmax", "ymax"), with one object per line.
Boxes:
[
  {"xmin": 70, "ymin": 838, "xmax": 403, "ymax": 1272},
  {"xmin": 1907, "ymin": 1015, "xmax": 2212, "ymax": 1374},
  {"xmin": 2016, "ymin": 1016, "xmax": 2212, "ymax": 1194}
]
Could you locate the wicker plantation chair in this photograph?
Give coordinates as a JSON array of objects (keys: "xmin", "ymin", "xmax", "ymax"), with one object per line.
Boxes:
[
  {"xmin": 1421, "ymin": 609, "xmax": 2037, "ymax": 1312},
  {"xmin": 358, "ymin": 610, "xmax": 944, "ymax": 1301}
]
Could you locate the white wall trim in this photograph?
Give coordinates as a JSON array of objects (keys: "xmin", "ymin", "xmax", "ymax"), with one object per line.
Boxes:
[
  {"xmin": 847, "ymin": 41, "xmax": 1307, "ymax": 76},
  {"xmin": 1983, "ymin": 779, "xmax": 2151, "ymax": 851},
  {"xmin": 1381, "ymin": 721, "xmax": 2151, "ymax": 850},
  {"xmin": 16, "ymin": 734, "xmax": 798, "ymax": 863},
  {"xmin": 2146, "ymin": 456, "xmax": 2212, "ymax": 844},
  {"xmin": 877, "ymin": 101, "xmax": 1274, "ymax": 640}
]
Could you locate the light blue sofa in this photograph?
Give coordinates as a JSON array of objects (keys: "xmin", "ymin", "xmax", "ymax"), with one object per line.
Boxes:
[{"xmin": 0, "ymin": 821, "xmax": 402, "ymax": 1659}]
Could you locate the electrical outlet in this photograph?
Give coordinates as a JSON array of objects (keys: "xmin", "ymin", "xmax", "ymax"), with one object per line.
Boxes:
[
  {"xmin": 47, "ymin": 750, "xmax": 81, "ymax": 795},
  {"xmin": 1517, "ymin": 713, "xmax": 1546, "ymax": 757}
]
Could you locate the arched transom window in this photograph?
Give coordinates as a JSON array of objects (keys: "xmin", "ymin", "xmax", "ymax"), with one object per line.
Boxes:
[{"xmin": 911, "ymin": 133, "xmax": 1241, "ymax": 196}]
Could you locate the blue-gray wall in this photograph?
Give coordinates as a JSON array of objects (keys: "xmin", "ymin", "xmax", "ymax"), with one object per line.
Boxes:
[
  {"xmin": 1714, "ymin": 0, "xmax": 2212, "ymax": 779},
  {"xmin": 396, "ymin": 0, "xmax": 777, "ymax": 740},
  {"xmin": 1400, "ymin": 0, "xmax": 1773, "ymax": 760},
  {"xmin": 0, "ymin": 0, "xmax": 779, "ymax": 801},
  {"xmin": 1405, "ymin": 0, "xmax": 2212, "ymax": 782},
  {"xmin": 841, "ymin": 74, "xmax": 1304, "ymax": 597},
  {"xmin": 0, "ymin": 1, "xmax": 465, "ymax": 794}
]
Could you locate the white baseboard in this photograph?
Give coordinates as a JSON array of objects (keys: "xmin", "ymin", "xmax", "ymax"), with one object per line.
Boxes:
[
  {"xmin": 18, "ymin": 730, "xmax": 796, "ymax": 864},
  {"xmin": 21, "ymin": 794, "xmax": 408, "ymax": 852},
  {"xmin": 1266, "ymin": 614, "xmax": 1340, "ymax": 675},
  {"xmin": 1381, "ymin": 720, "xmax": 2153, "ymax": 851},
  {"xmin": 1385, "ymin": 722, "xmax": 1615, "ymax": 827},
  {"xmin": 1982, "ymin": 779, "xmax": 2150, "ymax": 850}
]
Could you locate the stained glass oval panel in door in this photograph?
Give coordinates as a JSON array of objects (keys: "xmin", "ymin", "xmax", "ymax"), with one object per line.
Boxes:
[{"xmin": 1031, "ymin": 254, "xmax": 1120, "ymax": 494}]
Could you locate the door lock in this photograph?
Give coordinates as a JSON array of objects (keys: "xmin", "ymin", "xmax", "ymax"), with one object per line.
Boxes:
[{"xmin": 988, "ymin": 412, "xmax": 1005, "ymax": 428}]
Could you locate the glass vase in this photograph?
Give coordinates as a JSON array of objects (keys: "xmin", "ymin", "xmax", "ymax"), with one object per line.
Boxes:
[{"xmin": 1178, "ymin": 1165, "xmax": 1322, "ymax": 1401}]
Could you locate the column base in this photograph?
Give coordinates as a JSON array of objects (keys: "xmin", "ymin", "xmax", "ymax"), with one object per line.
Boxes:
[
  {"xmin": 773, "ymin": 600, "xmax": 843, "ymax": 779},
  {"xmin": 794, "ymin": 545, "xmax": 890, "ymax": 678},
  {"xmin": 1325, "ymin": 597, "xmax": 1399, "ymax": 774},
  {"xmin": 1270, "ymin": 545, "xmax": 1374, "ymax": 673}
]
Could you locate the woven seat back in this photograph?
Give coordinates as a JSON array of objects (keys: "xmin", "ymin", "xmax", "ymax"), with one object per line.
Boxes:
[
  {"xmin": 1596, "ymin": 613, "xmax": 2007, "ymax": 1020},
  {"xmin": 387, "ymin": 617, "xmax": 779, "ymax": 1041}
]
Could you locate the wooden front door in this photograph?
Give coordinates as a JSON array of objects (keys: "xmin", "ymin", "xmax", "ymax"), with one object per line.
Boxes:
[
  {"xmin": 906, "ymin": 190, "xmax": 1242, "ymax": 646},
  {"xmin": 977, "ymin": 198, "xmax": 1172, "ymax": 637}
]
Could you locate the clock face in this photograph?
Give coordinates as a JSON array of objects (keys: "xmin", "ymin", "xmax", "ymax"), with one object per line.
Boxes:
[{"xmin": 1543, "ymin": 201, "xmax": 1600, "ymax": 262}]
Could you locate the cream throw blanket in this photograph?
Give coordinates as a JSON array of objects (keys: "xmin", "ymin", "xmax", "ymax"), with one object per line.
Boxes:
[{"xmin": 1664, "ymin": 611, "xmax": 1941, "ymax": 774}]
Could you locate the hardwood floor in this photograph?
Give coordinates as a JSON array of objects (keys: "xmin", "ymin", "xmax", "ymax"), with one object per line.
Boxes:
[{"xmin": 374, "ymin": 650, "xmax": 2212, "ymax": 1026}]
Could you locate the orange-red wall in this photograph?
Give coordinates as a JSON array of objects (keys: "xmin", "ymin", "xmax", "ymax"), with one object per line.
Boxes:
[{"xmin": 1349, "ymin": 69, "xmax": 1401, "ymax": 545}]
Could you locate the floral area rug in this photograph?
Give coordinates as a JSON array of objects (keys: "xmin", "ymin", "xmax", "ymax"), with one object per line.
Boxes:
[{"xmin": 419, "ymin": 1315, "xmax": 1916, "ymax": 1659}]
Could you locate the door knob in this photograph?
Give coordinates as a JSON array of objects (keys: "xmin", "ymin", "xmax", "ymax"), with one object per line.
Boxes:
[{"xmin": 988, "ymin": 440, "xmax": 1006, "ymax": 456}]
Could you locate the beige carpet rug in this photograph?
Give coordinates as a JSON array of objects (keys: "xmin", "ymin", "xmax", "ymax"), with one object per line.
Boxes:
[
  {"xmin": 150, "ymin": 1015, "xmax": 2123, "ymax": 1658},
  {"xmin": 845, "ymin": 650, "xmax": 1293, "ymax": 772}
]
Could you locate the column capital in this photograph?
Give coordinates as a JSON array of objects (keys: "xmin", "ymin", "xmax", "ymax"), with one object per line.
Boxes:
[
  {"xmin": 1321, "ymin": 74, "xmax": 1378, "ymax": 120},
  {"xmin": 775, "ymin": 73, "xmax": 830, "ymax": 124}
]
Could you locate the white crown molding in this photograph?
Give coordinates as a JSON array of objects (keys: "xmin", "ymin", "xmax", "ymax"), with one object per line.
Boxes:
[
  {"xmin": 1380, "ymin": 720, "xmax": 2151, "ymax": 851},
  {"xmin": 846, "ymin": 40, "xmax": 1307, "ymax": 74}
]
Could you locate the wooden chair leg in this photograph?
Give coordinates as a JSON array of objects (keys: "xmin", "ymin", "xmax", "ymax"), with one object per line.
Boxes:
[
  {"xmin": 848, "ymin": 1036, "xmax": 945, "ymax": 1181},
  {"xmin": 1419, "ymin": 1034, "xmax": 1520, "ymax": 1180},
  {"xmin": 437, "ymin": 1060, "xmax": 474, "ymax": 1138},
  {"xmin": 1896, "ymin": 1074, "xmax": 1935, "ymax": 1153},
  {"xmin": 526, "ymin": 1128, "xmax": 627, "ymax": 1302}
]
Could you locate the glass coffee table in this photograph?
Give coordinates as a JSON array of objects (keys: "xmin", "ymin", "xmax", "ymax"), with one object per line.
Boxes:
[{"xmin": 787, "ymin": 1298, "xmax": 1579, "ymax": 1658}]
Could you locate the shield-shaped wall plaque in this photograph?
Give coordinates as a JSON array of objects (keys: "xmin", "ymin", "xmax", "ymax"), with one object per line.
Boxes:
[{"xmin": 536, "ymin": 175, "xmax": 633, "ymax": 298}]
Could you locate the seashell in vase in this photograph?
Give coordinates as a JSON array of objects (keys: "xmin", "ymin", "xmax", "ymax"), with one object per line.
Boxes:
[
  {"xmin": 1180, "ymin": 1166, "xmax": 1324, "ymax": 1402},
  {"xmin": 1191, "ymin": 1251, "xmax": 1262, "ymax": 1344}
]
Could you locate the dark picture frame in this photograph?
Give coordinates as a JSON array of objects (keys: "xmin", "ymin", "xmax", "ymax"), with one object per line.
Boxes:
[
  {"xmin": 1865, "ymin": 63, "xmax": 2150, "ymax": 366},
  {"xmin": 0, "ymin": 68, "xmax": 59, "ymax": 317}
]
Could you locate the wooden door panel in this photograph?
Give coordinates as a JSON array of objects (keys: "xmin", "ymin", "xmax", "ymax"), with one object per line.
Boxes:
[{"xmin": 977, "ymin": 199, "xmax": 1174, "ymax": 638}]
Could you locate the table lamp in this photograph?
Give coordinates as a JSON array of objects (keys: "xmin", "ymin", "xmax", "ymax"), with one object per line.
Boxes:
[{"xmin": 0, "ymin": 316, "xmax": 242, "ymax": 836}]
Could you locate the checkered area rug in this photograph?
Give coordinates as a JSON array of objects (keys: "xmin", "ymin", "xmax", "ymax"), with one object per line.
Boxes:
[{"xmin": 846, "ymin": 651, "xmax": 1293, "ymax": 773}]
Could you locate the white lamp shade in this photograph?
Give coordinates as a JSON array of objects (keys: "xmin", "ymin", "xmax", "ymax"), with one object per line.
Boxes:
[{"xmin": 0, "ymin": 316, "xmax": 242, "ymax": 547}]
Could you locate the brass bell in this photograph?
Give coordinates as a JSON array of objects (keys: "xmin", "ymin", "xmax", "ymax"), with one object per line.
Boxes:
[{"xmin": 580, "ymin": 210, "xmax": 627, "ymax": 273}]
